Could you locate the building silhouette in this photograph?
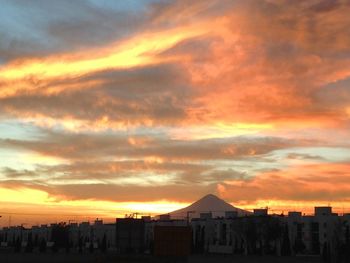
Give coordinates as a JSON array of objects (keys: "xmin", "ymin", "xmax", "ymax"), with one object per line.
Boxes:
[{"xmin": 1, "ymin": 202, "xmax": 350, "ymax": 262}]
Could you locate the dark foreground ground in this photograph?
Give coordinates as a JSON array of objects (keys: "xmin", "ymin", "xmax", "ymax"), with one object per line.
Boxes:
[{"xmin": 0, "ymin": 252, "xmax": 322, "ymax": 263}]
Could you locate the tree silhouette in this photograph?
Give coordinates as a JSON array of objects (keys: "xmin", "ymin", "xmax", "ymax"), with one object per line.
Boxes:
[
  {"xmin": 281, "ymin": 224, "xmax": 291, "ymax": 256},
  {"xmin": 39, "ymin": 238, "xmax": 47, "ymax": 253},
  {"xmin": 34, "ymin": 234, "xmax": 39, "ymax": 248},
  {"xmin": 78, "ymin": 237, "xmax": 83, "ymax": 253},
  {"xmin": 101, "ymin": 233, "xmax": 107, "ymax": 253},
  {"xmin": 25, "ymin": 232, "xmax": 33, "ymax": 253},
  {"xmin": 89, "ymin": 241, "xmax": 94, "ymax": 253},
  {"xmin": 14, "ymin": 236, "xmax": 21, "ymax": 253}
]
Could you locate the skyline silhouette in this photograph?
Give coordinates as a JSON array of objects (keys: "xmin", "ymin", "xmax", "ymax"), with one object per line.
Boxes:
[
  {"xmin": 1, "ymin": 0, "xmax": 350, "ymax": 240},
  {"xmin": 1, "ymin": 194, "xmax": 350, "ymax": 262},
  {"xmin": 0, "ymin": 194, "xmax": 348, "ymax": 227}
]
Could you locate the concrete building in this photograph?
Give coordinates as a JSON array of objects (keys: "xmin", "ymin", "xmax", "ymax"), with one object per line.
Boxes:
[
  {"xmin": 285, "ymin": 207, "xmax": 341, "ymax": 256},
  {"xmin": 253, "ymin": 209, "xmax": 268, "ymax": 216},
  {"xmin": 116, "ymin": 218, "xmax": 145, "ymax": 254},
  {"xmin": 1, "ymin": 205, "xmax": 349, "ymax": 259}
]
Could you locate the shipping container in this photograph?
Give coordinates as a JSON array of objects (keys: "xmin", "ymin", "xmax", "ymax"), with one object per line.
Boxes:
[{"xmin": 154, "ymin": 226, "xmax": 192, "ymax": 256}]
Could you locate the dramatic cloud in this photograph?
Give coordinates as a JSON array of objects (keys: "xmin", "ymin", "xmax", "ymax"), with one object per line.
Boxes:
[
  {"xmin": 218, "ymin": 162, "xmax": 350, "ymax": 213},
  {"xmin": 0, "ymin": 130, "xmax": 304, "ymax": 161},
  {"xmin": 1, "ymin": 0, "xmax": 350, "ymax": 222}
]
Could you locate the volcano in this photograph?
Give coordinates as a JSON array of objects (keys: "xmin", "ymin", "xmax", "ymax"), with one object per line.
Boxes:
[{"xmin": 169, "ymin": 194, "xmax": 250, "ymax": 218}]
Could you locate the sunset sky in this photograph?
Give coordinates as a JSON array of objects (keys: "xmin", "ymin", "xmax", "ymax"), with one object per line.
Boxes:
[{"xmin": 1, "ymin": 0, "xmax": 350, "ymax": 226}]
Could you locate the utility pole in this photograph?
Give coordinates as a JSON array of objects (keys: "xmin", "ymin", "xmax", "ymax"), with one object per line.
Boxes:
[
  {"xmin": 186, "ymin": 211, "xmax": 195, "ymax": 226},
  {"xmin": 20, "ymin": 223, "xmax": 27, "ymax": 244}
]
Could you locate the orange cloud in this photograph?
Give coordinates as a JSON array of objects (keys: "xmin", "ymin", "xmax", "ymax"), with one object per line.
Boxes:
[
  {"xmin": 177, "ymin": 0, "xmax": 350, "ymax": 128},
  {"xmin": 218, "ymin": 162, "xmax": 350, "ymax": 212},
  {"xmin": 0, "ymin": 22, "xmax": 213, "ymax": 100},
  {"xmin": 1, "ymin": 0, "xmax": 350, "ymax": 131}
]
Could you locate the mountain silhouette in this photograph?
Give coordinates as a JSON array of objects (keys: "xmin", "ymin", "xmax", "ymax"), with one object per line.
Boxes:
[{"xmin": 169, "ymin": 194, "xmax": 251, "ymax": 218}]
